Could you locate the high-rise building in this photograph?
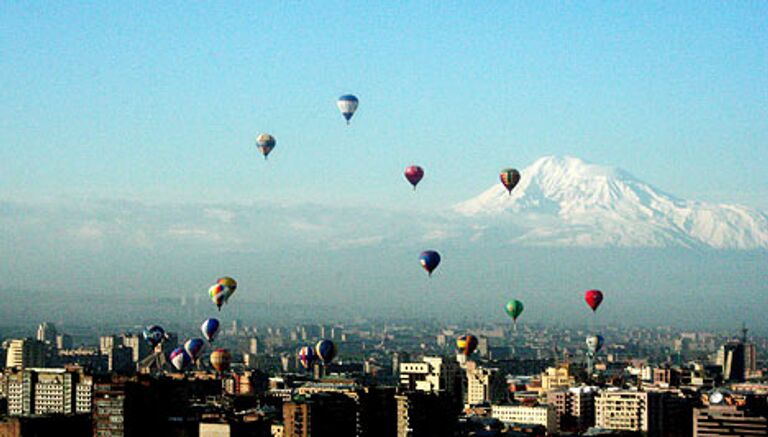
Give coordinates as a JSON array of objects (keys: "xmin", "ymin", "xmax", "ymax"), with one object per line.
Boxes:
[
  {"xmin": 395, "ymin": 391, "xmax": 458, "ymax": 437},
  {"xmin": 283, "ymin": 393, "xmax": 357, "ymax": 437},
  {"xmin": 717, "ymin": 340, "xmax": 746, "ymax": 383},
  {"xmin": 249, "ymin": 337, "xmax": 260, "ymax": 355},
  {"xmin": 5, "ymin": 339, "xmax": 46, "ymax": 369},
  {"xmin": 399, "ymin": 356, "xmax": 461, "ymax": 399},
  {"xmin": 36, "ymin": 322, "xmax": 57, "ymax": 344},
  {"xmin": 99, "ymin": 336, "xmax": 117, "ymax": 355},
  {"xmin": 56, "ymin": 334, "xmax": 73, "ymax": 350},
  {"xmin": 547, "ymin": 386, "xmax": 597, "ymax": 433},
  {"xmin": 465, "ymin": 362, "xmax": 507, "ymax": 406},
  {"xmin": 593, "ymin": 389, "xmax": 690, "ymax": 435},
  {"xmin": 5, "ymin": 368, "xmax": 92, "ymax": 416},
  {"xmin": 93, "ymin": 381, "xmax": 126, "ymax": 437},
  {"xmin": 121, "ymin": 334, "xmax": 151, "ymax": 363}
]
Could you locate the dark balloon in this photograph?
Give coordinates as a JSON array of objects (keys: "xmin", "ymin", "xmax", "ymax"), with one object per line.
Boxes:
[
  {"xmin": 419, "ymin": 250, "xmax": 441, "ymax": 277},
  {"xmin": 315, "ymin": 339, "xmax": 337, "ymax": 365},
  {"xmin": 404, "ymin": 165, "xmax": 424, "ymax": 190},
  {"xmin": 142, "ymin": 325, "xmax": 166, "ymax": 348}
]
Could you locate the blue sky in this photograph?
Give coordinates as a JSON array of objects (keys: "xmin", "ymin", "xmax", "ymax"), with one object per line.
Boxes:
[
  {"xmin": 1, "ymin": 3, "xmax": 767, "ymax": 329},
  {"xmin": 1, "ymin": 1, "xmax": 766, "ymax": 209}
]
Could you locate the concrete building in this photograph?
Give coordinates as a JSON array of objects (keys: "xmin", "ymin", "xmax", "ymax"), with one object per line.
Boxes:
[
  {"xmin": 717, "ymin": 340, "xmax": 746, "ymax": 383},
  {"xmin": 547, "ymin": 386, "xmax": 597, "ymax": 432},
  {"xmin": 121, "ymin": 334, "xmax": 151, "ymax": 363},
  {"xmin": 5, "ymin": 339, "xmax": 46, "ymax": 369},
  {"xmin": 694, "ymin": 404, "xmax": 768, "ymax": 436},
  {"xmin": 56, "ymin": 334, "xmax": 73, "ymax": 350},
  {"xmin": 491, "ymin": 403, "xmax": 558, "ymax": 435},
  {"xmin": 35, "ymin": 322, "xmax": 57, "ymax": 344},
  {"xmin": 399, "ymin": 356, "xmax": 461, "ymax": 399},
  {"xmin": 5, "ymin": 368, "xmax": 92, "ymax": 416},
  {"xmin": 595, "ymin": 390, "xmax": 652, "ymax": 432},
  {"xmin": 396, "ymin": 391, "xmax": 458, "ymax": 437},
  {"xmin": 540, "ymin": 364, "xmax": 575, "ymax": 391},
  {"xmin": 465, "ymin": 362, "xmax": 507, "ymax": 406},
  {"xmin": 283, "ymin": 392, "xmax": 357, "ymax": 437},
  {"xmin": 93, "ymin": 381, "xmax": 126, "ymax": 437}
]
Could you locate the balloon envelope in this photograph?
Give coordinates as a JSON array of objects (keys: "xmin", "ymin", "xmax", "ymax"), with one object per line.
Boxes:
[
  {"xmin": 142, "ymin": 325, "xmax": 165, "ymax": 347},
  {"xmin": 456, "ymin": 334, "xmax": 478, "ymax": 357},
  {"xmin": 499, "ymin": 168, "xmax": 521, "ymax": 194},
  {"xmin": 256, "ymin": 134, "xmax": 276, "ymax": 159},
  {"xmin": 209, "ymin": 284, "xmax": 226, "ymax": 309},
  {"xmin": 184, "ymin": 338, "xmax": 206, "ymax": 361},
  {"xmin": 419, "ymin": 250, "xmax": 441, "ymax": 276},
  {"xmin": 315, "ymin": 339, "xmax": 337, "ymax": 365},
  {"xmin": 505, "ymin": 300, "xmax": 524, "ymax": 321},
  {"xmin": 298, "ymin": 346, "xmax": 318, "ymax": 369},
  {"xmin": 210, "ymin": 348, "xmax": 232, "ymax": 373},
  {"xmin": 169, "ymin": 347, "xmax": 191, "ymax": 371},
  {"xmin": 585, "ymin": 290, "xmax": 604, "ymax": 312},
  {"xmin": 586, "ymin": 335, "xmax": 604, "ymax": 354},
  {"xmin": 201, "ymin": 318, "xmax": 220, "ymax": 342},
  {"xmin": 337, "ymin": 95, "xmax": 359, "ymax": 123},
  {"xmin": 404, "ymin": 165, "xmax": 424, "ymax": 189}
]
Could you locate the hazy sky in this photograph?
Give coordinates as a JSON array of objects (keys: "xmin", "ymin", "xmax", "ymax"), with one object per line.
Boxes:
[{"xmin": 1, "ymin": 3, "xmax": 767, "ymax": 329}]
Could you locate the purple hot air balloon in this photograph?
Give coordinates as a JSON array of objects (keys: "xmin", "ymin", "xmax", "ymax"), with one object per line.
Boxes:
[
  {"xmin": 404, "ymin": 165, "xmax": 424, "ymax": 190},
  {"xmin": 184, "ymin": 338, "xmax": 206, "ymax": 362},
  {"xmin": 169, "ymin": 347, "xmax": 191, "ymax": 371},
  {"xmin": 419, "ymin": 250, "xmax": 441, "ymax": 277},
  {"xmin": 201, "ymin": 318, "xmax": 220, "ymax": 342}
]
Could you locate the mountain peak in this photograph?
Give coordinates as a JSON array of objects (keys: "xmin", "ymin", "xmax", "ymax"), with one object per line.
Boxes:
[{"xmin": 455, "ymin": 156, "xmax": 768, "ymax": 249}]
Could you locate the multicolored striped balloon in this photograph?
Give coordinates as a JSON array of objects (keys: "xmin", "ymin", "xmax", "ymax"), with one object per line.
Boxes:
[
  {"xmin": 499, "ymin": 168, "xmax": 521, "ymax": 195},
  {"xmin": 256, "ymin": 134, "xmax": 276, "ymax": 160}
]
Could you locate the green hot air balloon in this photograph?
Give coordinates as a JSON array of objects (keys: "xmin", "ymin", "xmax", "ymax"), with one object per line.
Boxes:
[{"xmin": 505, "ymin": 300, "xmax": 524, "ymax": 323}]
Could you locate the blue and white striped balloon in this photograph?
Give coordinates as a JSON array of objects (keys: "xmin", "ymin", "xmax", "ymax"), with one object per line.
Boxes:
[
  {"xmin": 337, "ymin": 94, "xmax": 359, "ymax": 124},
  {"xmin": 201, "ymin": 318, "xmax": 220, "ymax": 342}
]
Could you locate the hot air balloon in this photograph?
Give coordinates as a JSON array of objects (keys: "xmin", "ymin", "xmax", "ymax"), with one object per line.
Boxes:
[
  {"xmin": 419, "ymin": 250, "xmax": 441, "ymax": 277},
  {"xmin": 499, "ymin": 168, "xmax": 521, "ymax": 195},
  {"xmin": 315, "ymin": 339, "xmax": 337, "ymax": 365},
  {"xmin": 337, "ymin": 95, "xmax": 359, "ymax": 124},
  {"xmin": 210, "ymin": 349, "xmax": 232, "ymax": 373},
  {"xmin": 586, "ymin": 335, "xmax": 604, "ymax": 355},
  {"xmin": 505, "ymin": 300, "xmax": 524, "ymax": 322},
  {"xmin": 218, "ymin": 276, "xmax": 238, "ymax": 294},
  {"xmin": 209, "ymin": 277, "xmax": 238, "ymax": 311},
  {"xmin": 142, "ymin": 325, "xmax": 166, "ymax": 348},
  {"xmin": 256, "ymin": 134, "xmax": 276, "ymax": 160},
  {"xmin": 184, "ymin": 338, "xmax": 206, "ymax": 362},
  {"xmin": 456, "ymin": 334, "xmax": 479, "ymax": 357},
  {"xmin": 298, "ymin": 345, "xmax": 318, "ymax": 370},
  {"xmin": 169, "ymin": 347, "xmax": 191, "ymax": 371},
  {"xmin": 585, "ymin": 290, "xmax": 604, "ymax": 312},
  {"xmin": 404, "ymin": 165, "xmax": 424, "ymax": 190},
  {"xmin": 209, "ymin": 283, "xmax": 227, "ymax": 310},
  {"xmin": 201, "ymin": 318, "xmax": 220, "ymax": 342}
]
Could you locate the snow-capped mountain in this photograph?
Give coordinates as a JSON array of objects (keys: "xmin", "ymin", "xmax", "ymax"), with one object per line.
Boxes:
[{"xmin": 454, "ymin": 156, "xmax": 768, "ymax": 249}]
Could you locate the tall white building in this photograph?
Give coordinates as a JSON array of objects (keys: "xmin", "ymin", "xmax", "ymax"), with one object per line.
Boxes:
[
  {"xmin": 465, "ymin": 362, "xmax": 507, "ymax": 406},
  {"xmin": 5, "ymin": 339, "xmax": 47, "ymax": 369},
  {"xmin": 400, "ymin": 356, "xmax": 461, "ymax": 397},
  {"xmin": 5, "ymin": 368, "xmax": 92, "ymax": 416},
  {"xmin": 595, "ymin": 389, "xmax": 662, "ymax": 433},
  {"xmin": 491, "ymin": 404, "xmax": 558, "ymax": 434}
]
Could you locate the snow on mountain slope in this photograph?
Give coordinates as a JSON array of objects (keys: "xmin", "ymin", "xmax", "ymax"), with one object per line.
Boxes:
[{"xmin": 454, "ymin": 156, "xmax": 768, "ymax": 249}]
